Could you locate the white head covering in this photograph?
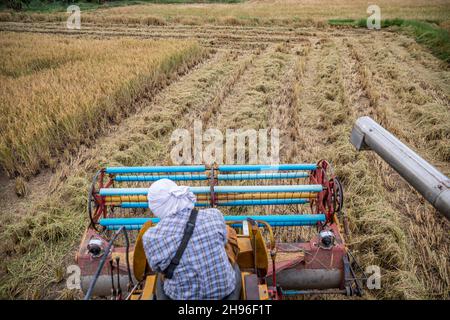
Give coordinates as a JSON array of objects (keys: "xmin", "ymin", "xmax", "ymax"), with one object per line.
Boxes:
[{"xmin": 147, "ymin": 179, "xmax": 196, "ymax": 219}]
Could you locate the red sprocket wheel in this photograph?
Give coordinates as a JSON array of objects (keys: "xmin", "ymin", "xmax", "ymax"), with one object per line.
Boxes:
[{"xmin": 309, "ymin": 160, "xmax": 342, "ymax": 224}]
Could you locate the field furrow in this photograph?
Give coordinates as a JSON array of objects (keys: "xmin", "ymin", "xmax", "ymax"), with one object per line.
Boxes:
[{"xmin": 0, "ymin": 22, "xmax": 316, "ymax": 49}]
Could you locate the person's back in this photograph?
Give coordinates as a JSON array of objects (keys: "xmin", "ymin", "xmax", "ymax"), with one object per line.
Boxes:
[{"xmin": 142, "ymin": 179, "xmax": 236, "ymax": 300}]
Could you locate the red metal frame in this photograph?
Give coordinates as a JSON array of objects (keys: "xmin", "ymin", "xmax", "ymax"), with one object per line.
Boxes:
[
  {"xmin": 310, "ymin": 160, "xmax": 338, "ymax": 224},
  {"xmin": 90, "ymin": 169, "xmax": 114, "ymax": 226}
]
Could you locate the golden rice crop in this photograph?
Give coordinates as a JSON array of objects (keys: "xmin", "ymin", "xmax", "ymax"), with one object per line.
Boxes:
[
  {"xmin": 96, "ymin": 0, "xmax": 450, "ymax": 23},
  {"xmin": 0, "ymin": 0, "xmax": 449, "ymax": 26},
  {"xmin": 0, "ymin": 32, "xmax": 207, "ymax": 177}
]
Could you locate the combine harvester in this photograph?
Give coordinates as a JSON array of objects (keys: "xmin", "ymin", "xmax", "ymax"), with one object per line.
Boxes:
[{"xmin": 78, "ymin": 117, "xmax": 449, "ymax": 300}]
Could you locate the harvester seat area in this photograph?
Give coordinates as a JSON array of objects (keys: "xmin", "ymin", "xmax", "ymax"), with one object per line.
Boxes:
[{"xmin": 155, "ymin": 263, "xmax": 242, "ymax": 300}]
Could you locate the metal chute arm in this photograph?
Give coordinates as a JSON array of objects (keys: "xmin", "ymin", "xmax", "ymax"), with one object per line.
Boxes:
[{"xmin": 351, "ymin": 116, "xmax": 450, "ymax": 219}]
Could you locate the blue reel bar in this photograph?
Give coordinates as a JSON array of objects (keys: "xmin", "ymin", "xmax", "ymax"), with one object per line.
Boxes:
[
  {"xmin": 100, "ymin": 186, "xmax": 209, "ymax": 196},
  {"xmin": 106, "ymin": 164, "xmax": 316, "ymax": 174},
  {"xmin": 105, "ymin": 164, "xmax": 315, "ymax": 182},
  {"xmin": 99, "ymin": 185, "xmax": 323, "ymax": 196},
  {"xmin": 100, "ymin": 214, "xmax": 326, "ymax": 230},
  {"xmin": 105, "ymin": 165, "xmax": 206, "ymax": 174},
  {"xmin": 217, "ymin": 164, "xmax": 317, "ymax": 171},
  {"xmin": 114, "ymin": 174, "xmax": 209, "ymax": 182}
]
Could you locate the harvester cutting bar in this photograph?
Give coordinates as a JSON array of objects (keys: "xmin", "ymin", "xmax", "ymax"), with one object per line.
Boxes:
[
  {"xmin": 99, "ymin": 214, "xmax": 326, "ymax": 230},
  {"xmin": 99, "ymin": 185, "xmax": 323, "ymax": 196}
]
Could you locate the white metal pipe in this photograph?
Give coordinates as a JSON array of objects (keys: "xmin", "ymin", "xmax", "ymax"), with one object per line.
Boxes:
[{"xmin": 351, "ymin": 116, "xmax": 450, "ymax": 219}]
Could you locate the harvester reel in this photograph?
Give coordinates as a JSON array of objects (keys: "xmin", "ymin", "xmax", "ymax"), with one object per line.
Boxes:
[
  {"xmin": 332, "ymin": 177, "xmax": 344, "ymax": 216},
  {"xmin": 80, "ymin": 163, "xmax": 354, "ymax": 299}
]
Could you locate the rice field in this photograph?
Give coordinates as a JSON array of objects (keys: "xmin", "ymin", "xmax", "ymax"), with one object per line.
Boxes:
[
  {"xmin": 85, "ymin": 0, "xmax": 450, "ymax": 24},
  {"xmin": 0, "ymin": 0, "xmax": 449, "ymax": 300},
  {"xmin": 1, "ymin": 0, "xmax": 449, "ymax": 26},
  {"xmin": 0, "ymin": 33, "xmax": 206, "ymax": 177}
]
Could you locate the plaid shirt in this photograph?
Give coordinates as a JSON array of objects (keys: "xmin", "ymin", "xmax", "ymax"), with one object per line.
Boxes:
[{"xmin": 143, "ymin": 208, "xmax": 236, "ymax": 300}]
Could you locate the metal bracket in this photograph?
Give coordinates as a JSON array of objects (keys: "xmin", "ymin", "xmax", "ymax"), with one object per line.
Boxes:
[{"xmin": 350, "ymin": 125, "xmax": 370, "ymax": 151}]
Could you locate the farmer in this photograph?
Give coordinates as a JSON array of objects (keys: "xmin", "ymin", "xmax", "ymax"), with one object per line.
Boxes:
[{"xmin": 143, "ymin": 179, "xmax": 238, "ymax": 300}]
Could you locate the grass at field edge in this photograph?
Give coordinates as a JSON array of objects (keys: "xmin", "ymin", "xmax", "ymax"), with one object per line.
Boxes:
[{"xmin": 329, "ymin": 18, "xmax": 450, "ymax": 63}]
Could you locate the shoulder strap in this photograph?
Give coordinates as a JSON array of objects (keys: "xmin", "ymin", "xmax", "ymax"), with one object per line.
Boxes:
[{"xmin": 162, "ymin": 208, "xmax": 198, "ymax": 279}]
